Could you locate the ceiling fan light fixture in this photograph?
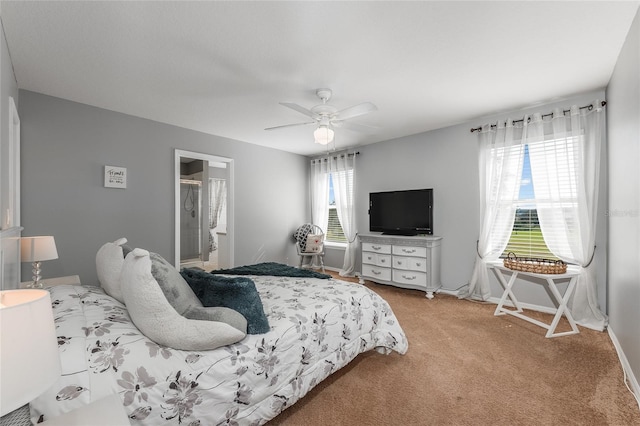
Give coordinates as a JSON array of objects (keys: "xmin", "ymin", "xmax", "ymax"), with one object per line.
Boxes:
[{"xmin": 314, "ymin": 125, "xmax": 334, "ymax": 145}]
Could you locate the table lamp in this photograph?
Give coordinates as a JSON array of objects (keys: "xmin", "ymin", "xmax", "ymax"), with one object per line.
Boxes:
[
  {"xmin": 0, "ymin": 289, "xmax": 61, "ymax": 419},
  {"xmin": 20, "ymin": 236, "xmax": 59, "ymax": 288}
]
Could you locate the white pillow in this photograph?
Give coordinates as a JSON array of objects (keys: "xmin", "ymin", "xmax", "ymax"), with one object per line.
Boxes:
[
  {"xmin": 305, "ymin": 234, "xmax": 323, "ymax": 253},
  {"xmin": 95, "ymin": 237, "xmax": 128, "ymax": 303},
  {"xmin": 121, "ymin": 248, "xmax": 246, "ymax": 351}
]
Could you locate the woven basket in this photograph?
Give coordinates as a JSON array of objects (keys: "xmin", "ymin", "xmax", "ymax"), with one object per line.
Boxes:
[{"xmin": 503, "ymin": 252, "xmax": 567, "ymax": 274}]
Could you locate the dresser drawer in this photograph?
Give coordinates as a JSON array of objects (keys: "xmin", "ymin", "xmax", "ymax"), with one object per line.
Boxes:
[
  {"xmin": 359, "ymin": 234, "xmax": 442, "ymax": 299},
  {"xmin": 393, "ymin": 270, "xmax": 427, "ymax": 287},
  {"xmin": 363, "ymin": 252, "xmax": 391, "ymax": 267},
  {"xmin": 392, "ymin": 245, "xmax": 427, "ymax": 257},
  {"xmin": 393, "ymin": 256, "xmax": 427, "ymax": 272},
  {"xmin": 362, "ymin": 264, "xmax": 392, "ymax": 281},
  {"xmin": 362, "ymin": 242, "xmax": 392, "ymax": 254}
]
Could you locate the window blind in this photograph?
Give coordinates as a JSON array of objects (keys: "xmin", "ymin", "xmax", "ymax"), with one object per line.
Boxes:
[
  {"xmin": 502, "ymin": 137, "xmax": 580, "ymax": 261},
  {"xmin": 325, "ymin": 170, "xmax": 353, "ymax": 244}
]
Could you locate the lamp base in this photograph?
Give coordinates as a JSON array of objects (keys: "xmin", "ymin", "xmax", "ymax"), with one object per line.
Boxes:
[
  {"xmin": 25, "ymin": 281, "xmax": 45, "ymax": 289},
  {"xmin": 26, "ymin": 261, "xmax": 44, "ymax": 289}
]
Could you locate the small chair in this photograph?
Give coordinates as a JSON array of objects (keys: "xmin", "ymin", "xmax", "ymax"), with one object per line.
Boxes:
[{"xmin": 293, "ymin": 224, "xmax": 325, "ymax": 273}]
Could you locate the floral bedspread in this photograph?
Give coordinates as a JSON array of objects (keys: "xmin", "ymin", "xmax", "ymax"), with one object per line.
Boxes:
[{"xmin": 30, "ymin": 275, "xmax": 408, "ymax": 425}]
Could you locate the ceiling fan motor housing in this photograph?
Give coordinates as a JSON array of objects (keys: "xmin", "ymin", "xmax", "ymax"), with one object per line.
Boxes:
[
  {"xmin": 311, "ymin": 104, "xmax": 338, "ymax": 118},
  {"xmin": 316, "ymin": 88, "xmax": 332, "ymax": 102}
]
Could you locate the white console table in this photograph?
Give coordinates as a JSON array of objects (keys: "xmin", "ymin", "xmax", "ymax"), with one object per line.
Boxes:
[
  {"xmin": 359, "ymin": 233, "xmax": 442, "ymax": 299},
  {"xmin": 490, "ymin": 263, "xmax": 580, "ymax": 338}
]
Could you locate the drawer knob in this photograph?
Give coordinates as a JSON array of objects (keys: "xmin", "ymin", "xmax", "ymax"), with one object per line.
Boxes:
[
  {"xmin": 416, "ymin": 262, "xmax": 422, "ymax": 267},
  {"xmin": 373, "ymin": 270, "xmax": 381, "ymax": 275},
  {"xmin": 372, "ymin": 245, "xmax": 382, "ymax": 251},
  {"xmin": 380, "ymin": 259, "xmax": 386, "ymax": 263}
]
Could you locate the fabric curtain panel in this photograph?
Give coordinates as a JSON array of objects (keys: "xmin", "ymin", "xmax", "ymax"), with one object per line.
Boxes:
[
  {"xmin": 330, "ymin": 154, "xmax": 357, "ymax": 277},
  {"xmin": 209, "ymin": 179, "xmax": 226, "ymax": 230},
  {"xmin": 310, "ymin": 158, "xmax": 330, "ymax": 240},
  {"xmin": 526, "ymin": 102, "xmax": 606, "ymax": 331},
  {"xmin": 460, "ymin": 120, "xmax": 525, "ymax": 300},
  {"xmin": 208, "ymin": 178, "xmax": 226, "ymax": 252}
]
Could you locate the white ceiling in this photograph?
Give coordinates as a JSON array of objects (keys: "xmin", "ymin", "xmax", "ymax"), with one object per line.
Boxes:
[{"xmin": 1, "ymin": 1, "xmax": 638, "ymax": 156}]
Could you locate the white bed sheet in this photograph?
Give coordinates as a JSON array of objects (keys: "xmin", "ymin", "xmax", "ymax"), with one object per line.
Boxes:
[{"xmin": 31, "ymin": 275, "xmax": 408, "ymax": 425}]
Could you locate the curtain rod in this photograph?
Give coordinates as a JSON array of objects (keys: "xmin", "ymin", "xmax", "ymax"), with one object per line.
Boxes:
[
  {"xmin": 469, "ymin": 101, "xmax": 607, "ymax": 133},
  {"xmin": 313, "ymin": 151, "xmax": 360, "ymax": 162}
]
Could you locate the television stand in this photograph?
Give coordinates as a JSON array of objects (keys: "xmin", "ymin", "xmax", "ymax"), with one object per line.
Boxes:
[{"xmin": 359, "ymin": 233, "xmax": 442, "ymax": 299}]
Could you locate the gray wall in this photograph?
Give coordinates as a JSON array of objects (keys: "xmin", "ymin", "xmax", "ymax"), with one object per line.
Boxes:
[
  {"xmin": 19, "ymin": 90, "xmax": 308, "ymax": 285},
  {"xmin": 606, "ymin": 7, "xmax": 640, "ymax": 394},
  {"xmin": 347, "ymin": 89, "xmax": 608, "ymax": 312}
]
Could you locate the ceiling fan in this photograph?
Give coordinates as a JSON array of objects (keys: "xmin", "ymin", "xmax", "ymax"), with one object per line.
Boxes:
[{"xmin": 265, "ymin": 88, "xmax": 378, "ymax": 145}]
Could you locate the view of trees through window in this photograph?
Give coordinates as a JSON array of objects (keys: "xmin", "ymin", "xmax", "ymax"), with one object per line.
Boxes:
[
  {"xmin": 327, "ymin": 175, "xmax": 347, "ymax": 243},
  {"xmin": 502, "ymin": 145, "xmax": 557, "ymax": 260}
]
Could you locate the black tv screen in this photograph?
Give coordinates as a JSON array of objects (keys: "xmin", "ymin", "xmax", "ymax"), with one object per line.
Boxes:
[{"xmin": 369, "ymin": 189, "xmax": 433, "ymax": 235}]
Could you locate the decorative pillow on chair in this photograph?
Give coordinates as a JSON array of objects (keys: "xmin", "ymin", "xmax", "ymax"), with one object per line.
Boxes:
[
  {"xmin": 294, "ymin": 223, "xmax": 315, "ymax": 252},
  {"xmin": 121, "ymin": 249, "xmax": 247, "ymax": 351},
  {"xmin": 305, "ymin": 234, "xmax": 324, "ymax": 253},
  {"xmin": 181, "ymin": 268, "xmax": 270, "ymax": 335},
  {"xmin": 95, "ymin": 237, "xmax": 129, "ymax": 303}
]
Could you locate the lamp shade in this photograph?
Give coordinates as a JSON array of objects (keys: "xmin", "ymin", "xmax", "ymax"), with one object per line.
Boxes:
[
  {"xmin": 20, "ymin": 236, "xmax": 58, "ymax": 262},
  {"xmin": 0, "ymin": 289, "xmax": 61, "ymax": 416},
  {"xmin": 313, "ymin": 125, "xmax": 335, "ymax": 145}
]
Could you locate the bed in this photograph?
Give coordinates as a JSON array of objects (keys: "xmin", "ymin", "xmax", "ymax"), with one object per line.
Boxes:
[{"xmin": 30, "ymin": 272, "xmax": 408, "ymax": 425}]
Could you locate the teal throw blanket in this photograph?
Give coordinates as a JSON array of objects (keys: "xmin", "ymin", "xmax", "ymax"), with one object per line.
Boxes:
[
  {"xmin": 211, "ymin": 262, "xmax": 331, "ymax": 279},
  {"xmin": 180, "ymin": 268, "xmax": 270, "ymax": 335}
]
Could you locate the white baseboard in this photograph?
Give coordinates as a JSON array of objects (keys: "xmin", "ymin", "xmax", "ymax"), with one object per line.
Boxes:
[
  {"xmin": 437, "ymin": 288, "xmax": 461, "ymax": 297},
  {"xmin": 607, "ymin": 326, "xmax": 640, "ymax": 409}
]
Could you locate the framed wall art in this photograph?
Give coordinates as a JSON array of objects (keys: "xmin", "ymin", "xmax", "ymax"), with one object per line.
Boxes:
[{"xmin": 104, "ymin": 165, "xmax": 127, "ymax": 189}]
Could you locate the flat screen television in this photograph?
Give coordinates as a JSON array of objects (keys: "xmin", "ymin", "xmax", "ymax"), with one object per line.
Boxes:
[{"xmin": 369, "ymin": 188, "xmax": 433, "ymax": 235}]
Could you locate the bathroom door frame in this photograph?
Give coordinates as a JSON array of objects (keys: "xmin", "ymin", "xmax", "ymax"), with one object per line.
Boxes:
[{"xmin": 174, "ymin": 149, "xmax": 233, "ymax": 268}]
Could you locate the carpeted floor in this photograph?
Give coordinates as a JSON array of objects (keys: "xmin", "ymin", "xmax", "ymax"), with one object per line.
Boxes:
[{"xmin": 268, "ymin": 273, "xmax": 640, "ymax": 425}]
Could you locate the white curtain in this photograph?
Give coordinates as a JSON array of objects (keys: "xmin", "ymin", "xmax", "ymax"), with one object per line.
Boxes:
[
  {"xmin": 209, "ymin": 179, "xmax": 226, "ymax": 230},
  {"xmin": 208, "ymin": 178, "xmax": 226, "ymax": 252},
  {"xmin": 310, "ymin": 159, "xmax": 330, "ymax": 239},
  {"xmin": 330, "ymin": 154, "xmax": 357, "ymax": 277},
  {"xmin": 460, "ymin": 120, "xmax": 525, "ymax": 300},
  {"xmin": 527, "ymin": 102, "xmax": 606, "ymax": 331}
]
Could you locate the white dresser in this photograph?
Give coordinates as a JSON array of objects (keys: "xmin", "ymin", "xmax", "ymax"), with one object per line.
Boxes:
[{"xmin": 359, "ymin": 233, "xmax": 442, "ymax": 299}]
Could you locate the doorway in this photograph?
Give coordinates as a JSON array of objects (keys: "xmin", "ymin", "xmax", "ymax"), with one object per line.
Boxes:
[{"xmin": 174, "ymin": 149, "xmax": 233, "ymax": 270}]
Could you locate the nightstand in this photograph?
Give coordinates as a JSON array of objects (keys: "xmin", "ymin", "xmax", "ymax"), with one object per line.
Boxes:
[{"xmin": 20, "ymin": 275, "xmax": 81, "ymax": 289}]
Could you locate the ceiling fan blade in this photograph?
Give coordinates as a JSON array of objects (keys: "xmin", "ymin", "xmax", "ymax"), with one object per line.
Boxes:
[
  {"xmin": 334, "ymin": 102, "xmax": 378, "ymax": 121},
  {"xmin": 264, "ymin": 121, "xmax": 316, "ymax": 131},
  {"xmin": 280, "ymin": 102, "xmax": 318, "ymax": 119},
  {"xmin": 332, "ymin": 120, "xmax": 379, "ymax": 134}
]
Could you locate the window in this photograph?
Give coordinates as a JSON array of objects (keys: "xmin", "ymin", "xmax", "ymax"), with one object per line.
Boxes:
[
  {"xmin": 501, "ymin": 134, "xmax": 583, "ymax": 261},
  {"xmin": 502, "ymin": 145, "xmax": 557, "ymax": 260},
  {"xmin": 325, "ymin": 171, "xmax": 353, "ymax": 244}
]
